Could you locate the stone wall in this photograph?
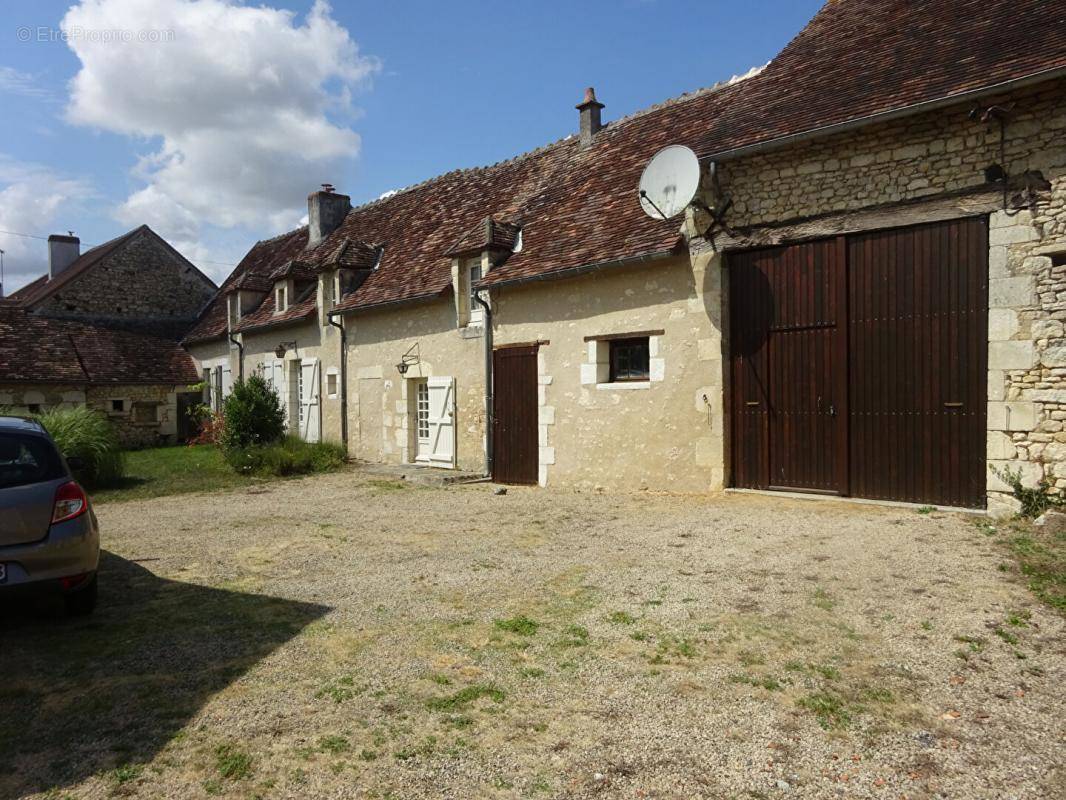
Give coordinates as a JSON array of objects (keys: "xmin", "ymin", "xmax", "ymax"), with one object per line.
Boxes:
[
  {"xmin": 35, "ymin": 228, "xmax": 215, "ymax": 324},
  {"xmin": 0, "ymin": 383, "xmax": 181, "ymax": 448},
  {"xmin": 702, "ymin": 79, "xmax": 1066, "ymax": 513},
  {"xmin": 343, "ymin": 300, "xmax": 485, "ymax": 471},
  {"xmin": 494, "ymin": 255, "xmax": 723, "ymax": 491}
]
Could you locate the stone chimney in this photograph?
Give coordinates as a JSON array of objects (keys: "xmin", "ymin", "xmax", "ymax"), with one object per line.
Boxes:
[
  {"xmin": 48, "ymin": 233, "xmax": 80, "ymax": 279},
  {"xmin": 576, "ymin": 87, "xmax": 605, "ymax": 146},
  {"xmin": 307, "ymin": 184, "xmax": 351, "ymax": 249}
]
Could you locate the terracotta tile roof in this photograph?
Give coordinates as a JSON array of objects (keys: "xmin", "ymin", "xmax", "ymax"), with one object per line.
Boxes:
[
  {"xmin": 324, "ymin": 237, "xmax": 381, "ymax": 270},
  {"xmin": 0, "ymin": 306, "xmax": 199, "ymax": 385},
  {"xmin": 189, "ymin": 0, "xmax": 1066, "ymax": 327},
  {"xmin": 693, "ymin": 0, "xmax": 1066, "ymax": 158},
  {"xmin": 446, "ymin": 217, "xmax": 522, "ymax": 257},
  {"xmin": 183, "ymin": 228, "xmax": 311, "ymax": 342},
  {"xmin": 232, "ymin": 283, "xmax": 317, "ymax": 334},
  {"xmin": 6, "ymin": 275, "xmax": 47, "ymax": 301},
  {"xmin": 268, "ymin": 259, "xmax": 317, "ymax": 282}
]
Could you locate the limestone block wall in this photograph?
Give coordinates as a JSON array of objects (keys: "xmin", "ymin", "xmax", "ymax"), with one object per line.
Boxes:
[
  {"xmin": 493, "ymin": 255, "xmax": 724, "ymax": 491},
  {"xmin": 36, "ymin": 229, "xmax": 215, "ymax": 323},
  {"xmin": 342, "ymin": 300, "xmax": 485, "ymax": 471},
  {"xmin": 0, "ymin": 382, "xmax": 179, "ymax": 447},
  {"xmin": 705, "ymin": 79, "xmax": 1066, "ymax": 512},
  {"xmin": 85, "ymin": 384, "xmax": 180, "ymax": 448}
]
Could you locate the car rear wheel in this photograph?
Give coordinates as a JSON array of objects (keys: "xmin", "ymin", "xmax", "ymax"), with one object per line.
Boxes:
[{"xmin": 64, "ymin": 575, "xmax": 97, "ymax": 616}]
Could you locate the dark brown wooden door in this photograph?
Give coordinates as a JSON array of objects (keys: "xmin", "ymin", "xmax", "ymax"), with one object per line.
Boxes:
[
  {"xmin": 729, "ymin": 217, "xmax": 988, "ymax": 508},
  {"xmin": 730, "ymin": 239, "xmax": 847, "ymax": 493},
  {"xmin": 493, "ymin": 345, "xmax": 539, "ymax": 485},
  {"xmin": 848, "ymin": 218, "xmax": 988, "ymax": 508}
]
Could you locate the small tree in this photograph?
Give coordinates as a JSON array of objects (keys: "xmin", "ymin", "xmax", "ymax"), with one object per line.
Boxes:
[{"xmin": 220, "ymin": 374, "xmax": 285, "ymax": 452}]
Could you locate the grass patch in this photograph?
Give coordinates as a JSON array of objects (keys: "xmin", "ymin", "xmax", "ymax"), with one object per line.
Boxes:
[
  {"xmin": 215, "ymin": 743, "xmax": 253, "ymax": 780},
  {"xmin": 367, "ymin": 479, "xmax": 410, "ymax": 491},
  {"xmin": 916, "ymin": 505, "xmax": 937, "ymax": 515},
  {"xmin": 318, "ymin": 735, "xmax": 350, "ymax": 755},
  {"xmin": 729, "ymin": 673, "xmax": 784, "ymax": 691},
  {"xmin": 607, "ymin": 611, "xmax": 636, "ymax": 625},
  {"xmin": 556, "ymin": 625, "xmax": 590, "ymax": 648},
  {"xmin": 494, "ymin": 615, "xmax": 539, "ymax": 636},
  {"xmin": 797, "ymin": 691, "xmax": 851, "ymax": 729},
  {"xmin": 426, "ymin": 684, "xmax": 506, "ymax": 712},
  {"xmin": 1002, "ymin": 528, "xmax": 1066, "ymax": 612},
  {"xmin": 91, "ymin": 444, "xmax": 256, "ymax": 503},
  {"xmin": 519, "ymin": 667, "xmax": 545, "ymax": 679},
  {"xmin": 111, "ymin": 763, "xmax": 143, "ymax": 784},
  {"xmin": 812, "ymin": 587, "xmax": 835, "ymax": 611}
]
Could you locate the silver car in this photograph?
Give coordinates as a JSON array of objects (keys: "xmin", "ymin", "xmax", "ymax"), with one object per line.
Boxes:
[{"xmin": 0, "ymin": 416, "xmax": 99, "ymax": 615}]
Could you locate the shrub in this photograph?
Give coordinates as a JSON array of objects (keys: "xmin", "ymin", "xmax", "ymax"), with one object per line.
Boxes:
[
  {"xmin": 226, "ymin": 436, "xmax": 345, "ymax": 477},
  {"xmin": 989, "ymin": 464, "xmax": 1064, "ymax": 518},
  {"xmin": 35, "ymin": 406, "xmax": 125, "ymax": 487},
  {"xmin": 219, "ymin": 375, "xmax": 284, "ymax": 452}
]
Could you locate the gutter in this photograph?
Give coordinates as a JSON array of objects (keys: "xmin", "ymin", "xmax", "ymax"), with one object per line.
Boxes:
[
  {"xmin": 334, "ymin": 290, "xmax": 445, "ymax": 317},
  {"xmin": 473, "ymin": 293, "xmax": 493, "ymax": 478},
  {"xmin": 479, "ymin": 248, "xmax": 678, "ymax": 292},
  {"xmin": 327, "ymin": 309, "xmax": 348, "ymax": 452},
  {"xmin": 700, "ymin": 66, "xmax": 1066, "ymax": 162},
  {"xmin": 228, "ymin": 332, "xmax": 244, "ymax": 381}
]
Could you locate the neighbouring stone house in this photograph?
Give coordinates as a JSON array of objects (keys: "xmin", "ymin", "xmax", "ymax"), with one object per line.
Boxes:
[
  {"xmin": 184, "ymin": 0, "xmax": 1066, "ymax": 513},
  {"xmin": 0, "ymin": 226, "xmax": 216, "ymax": 446}
]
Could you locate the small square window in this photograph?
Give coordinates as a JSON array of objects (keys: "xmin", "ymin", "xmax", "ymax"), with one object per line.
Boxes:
[
  {"xmin": 275, "ymin": 285, "xmax": 287, "ymax": 313},
  {"xmin": 609, "ymin": 338, "xmax": 650, "ymax": 382},
  {"xmin": 26, "ymin": 403, "xmax": 41, "ymax": 415},
  {"xmin": 326, "ymin": 372, "xmax": 338, "ymax": 398},
  {"xmin": 111, "ymin": 399, "xmax": 125, "ymax": 413}
]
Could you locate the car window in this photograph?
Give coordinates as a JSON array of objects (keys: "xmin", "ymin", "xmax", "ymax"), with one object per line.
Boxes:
[{"xmin": 0, "ymin": 433, "xmax": 65, "ymax": 489}]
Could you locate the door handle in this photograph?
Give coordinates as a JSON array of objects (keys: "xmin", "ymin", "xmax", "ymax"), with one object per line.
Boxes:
[
  {"xmin": 745, "ymin": 401, "xmax": 760, "ymax": 407},
  {"xmin": 944, "ymin": 402, "xmax": 963, "ymax": 408},
  {"xmin": 828, "ymin": 404, "xmax": 837, "ymax": 417}
]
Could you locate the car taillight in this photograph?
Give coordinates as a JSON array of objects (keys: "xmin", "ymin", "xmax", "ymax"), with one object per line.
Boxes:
[{"xmin": 52, "ymin": 481, "xmax": 88, "ymax": 524}]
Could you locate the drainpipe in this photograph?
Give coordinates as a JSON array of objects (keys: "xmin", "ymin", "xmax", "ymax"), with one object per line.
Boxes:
[
  {"xmin": 327, "ymin": 310, "xmax": 348, "ymax": 451},
  {"xmin": 474, "ymin": 293, "xmax": 493, "ymax": 477},
  {"xmin": 228, "ymin": 332, "xmax": 244, "ymax": 381}
]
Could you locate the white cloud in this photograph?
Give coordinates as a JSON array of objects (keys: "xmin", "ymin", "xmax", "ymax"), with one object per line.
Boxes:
[
  {"xmin": 61, "ymin": 0, "xmax": 378, "ymax": 268},
  {"xmin": 0, "ymin": 156, "xmax": 94, "ymax": 293},
  {"xmin": 0, "ymin": 66, "xmax": 55, "ymax": 100}
]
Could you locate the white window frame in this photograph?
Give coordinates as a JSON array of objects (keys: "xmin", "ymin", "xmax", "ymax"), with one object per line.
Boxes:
[
  {"xmin": 467, "ymin": 258, "xmax": 484, "ymax": 326},
  {"xmin": 275, "ymin": 284, "xmax": 287, "ymax": 313}
]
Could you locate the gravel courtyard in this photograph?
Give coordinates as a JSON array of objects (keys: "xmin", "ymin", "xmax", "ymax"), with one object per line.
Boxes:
[{"xmin": 2, "ymin": 470, "xmax": 1064, "ymax": 799}]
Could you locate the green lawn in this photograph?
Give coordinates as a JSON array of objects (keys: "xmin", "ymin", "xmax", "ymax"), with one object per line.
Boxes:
[{"xmin": 91, "ymin": 445, "xmax": 259, "ymax": 504}]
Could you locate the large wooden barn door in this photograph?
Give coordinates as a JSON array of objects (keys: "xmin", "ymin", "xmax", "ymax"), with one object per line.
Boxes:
[
  {"xmin": 848, "ymin": 219, "xmax": 988, "ymax": 508},
  {"xmin": 730, "ymin": 240, "xmax": 847, "ymax": 493},
  {"xmin": 493, "ymin": 345, "xmax": 539, "ymax": 485},
  {"xmin": 729, "ymin": 217, "xmax": 988, "ymax": 508}
]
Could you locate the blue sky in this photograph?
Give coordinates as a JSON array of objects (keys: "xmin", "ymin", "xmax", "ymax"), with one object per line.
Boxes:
[{"xmin": 0, "ymin": 0, "xmax": 822, "ymax": 291}]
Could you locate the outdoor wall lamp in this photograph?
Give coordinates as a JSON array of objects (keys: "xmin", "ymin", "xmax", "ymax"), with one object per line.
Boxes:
[
  {"xmin": 396, "ymin": 342, "xmax": 420, "ymax": 375},
  {"xmin": 274, "ymin": 341, "xmax": 297, "ymax": 359}
]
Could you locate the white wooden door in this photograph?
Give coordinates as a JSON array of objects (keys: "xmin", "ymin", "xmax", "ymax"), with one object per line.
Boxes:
[
  {"xmin": 300, "ymin": 360, "xmax": 321, "ymax": 443},
  {"xmin": 419, "ymin": 376, "xmax": 455, "ymax": 467},
  {"xmin": 262, "ymin": 361, "xmax": 288, "ymax": 428}
]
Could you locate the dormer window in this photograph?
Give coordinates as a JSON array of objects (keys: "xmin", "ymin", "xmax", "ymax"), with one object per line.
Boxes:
[
  {"xmin": 332, "ymin": 271, "xmax": 343, "ymax": 307},
  {"xmin": 275, "ymin": 284, "xmax": 288, "ymax": 313},
  {"xmin": 467, "ymin": 258, "xmax": 483, "ymax": 325}
]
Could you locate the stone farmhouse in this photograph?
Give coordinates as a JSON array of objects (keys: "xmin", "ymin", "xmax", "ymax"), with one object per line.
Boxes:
[
  {"xmin": 0, "ymin": 226, "xmax": 216, "ymax": 445},
  {"xmin": 184, "ymin": 0, "xmax": 1066, "ymax": 515}
]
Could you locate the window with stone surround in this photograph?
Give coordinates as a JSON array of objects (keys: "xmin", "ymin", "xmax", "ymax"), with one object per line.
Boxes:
[
  {"xmin": 275, "ymin": 284, "xmax": 287, "ymax": 313},
  {"xmin": 581, "ymin": 330, "xmax": 665, "ymax": 389}
]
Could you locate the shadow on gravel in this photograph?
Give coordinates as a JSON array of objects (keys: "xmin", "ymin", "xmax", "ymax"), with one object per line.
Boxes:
[{"xmin": 0, "ymin": 551, "xmax": 328, "ymax": 798}]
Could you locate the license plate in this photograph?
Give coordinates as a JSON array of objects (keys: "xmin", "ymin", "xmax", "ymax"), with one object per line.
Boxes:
[{"xmin": 0, "ymin": 563, "xmax": 6, "ymax": 584}]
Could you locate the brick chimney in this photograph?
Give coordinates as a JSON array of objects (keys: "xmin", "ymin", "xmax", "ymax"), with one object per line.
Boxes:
[
  {"xmin": 307, "ymin": 184, "xmax": 351, "ymax": 249},
  {"xmin": 48, "ymin": 233, "xmax": 80, "ymax": 279},
  {"xmin": 576, "ymin": 87, "xmax": 605, "ymax": 146}
]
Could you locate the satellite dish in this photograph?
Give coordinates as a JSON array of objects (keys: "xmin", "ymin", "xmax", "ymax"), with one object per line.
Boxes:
[{"xmin": 638, "ymin": 145, "xmax": 700, "ymax": 220}]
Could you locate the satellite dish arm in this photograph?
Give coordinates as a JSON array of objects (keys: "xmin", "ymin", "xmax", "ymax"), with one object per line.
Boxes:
[{"xmin": 639, "ymin": 189, "xmax": 668, "ymax": 221}]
